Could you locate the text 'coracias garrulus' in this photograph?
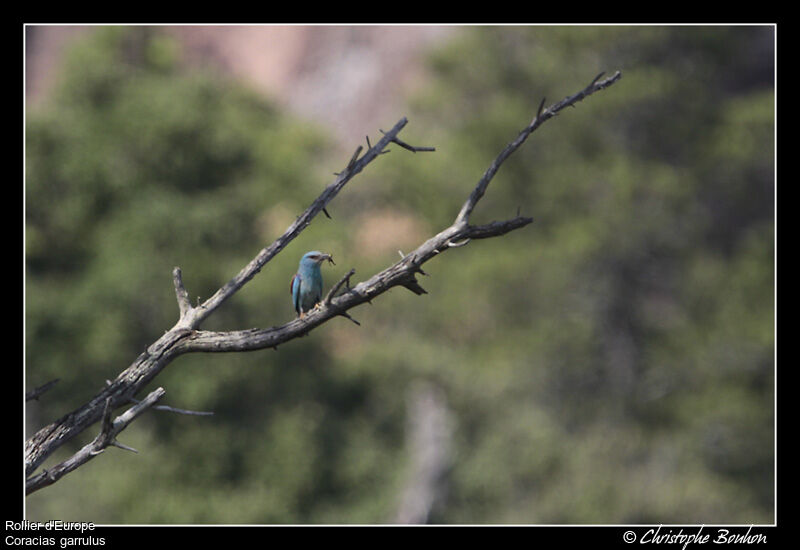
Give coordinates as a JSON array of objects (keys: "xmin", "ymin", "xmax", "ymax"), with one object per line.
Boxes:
[{"xmin": 290, "ymin": 251, "xmax": 335, "ymax": 318}]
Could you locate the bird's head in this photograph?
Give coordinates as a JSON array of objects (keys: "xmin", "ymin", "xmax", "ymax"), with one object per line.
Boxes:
[{"xmin": 300, "ymin": 250, "xmax": 335, "ymax": 268}]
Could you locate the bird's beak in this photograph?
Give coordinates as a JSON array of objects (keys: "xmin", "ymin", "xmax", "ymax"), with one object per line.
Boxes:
[{"xmin": 320, "ymin": 253, "xmax": 335, "ymax": 265}]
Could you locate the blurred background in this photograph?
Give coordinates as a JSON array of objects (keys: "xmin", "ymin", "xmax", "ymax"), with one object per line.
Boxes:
[{"xmin": 24, "ymin": 25, "xmax": 774, "ymax": 524}]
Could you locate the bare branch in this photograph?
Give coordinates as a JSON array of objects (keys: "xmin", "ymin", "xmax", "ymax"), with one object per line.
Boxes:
[
  {"xmin": 455, "ymin": 70, "xmax": 621, "ymax": 226},
  {"xmin": 128, "ymin": 396, "xmax": 214, "ymax": 417},
  {"xmin": 591, "ymin": 71, "xmax": 606, "ymax": 85},
  {"xmin": 26, "ymin": 379, "xmax": 60, "ymax": 402},
  {"xmin": 24, "ymin": 73, "xmax": 622, "ymax": 487},
  {"xmin": 379, "ymin": 128, "xmax": 436, "ymax": 153},
  {"xmin": 338, "ymin": 311, "xmax": 362, "ymax": 326},
  {"xmin": 447, "ymin": 238, "xmax": 470, "ymax": 248},
  {"xmin": 463, "ymin": 216, "xmax": 534, "ymax": 240},
  {"xmin": 109, "ymin": 440, "xmax": 139, "ymax": 453},
  {"xmin": 172, "ymin": 267, "xmax": 192, "ymax": 320},
  {"xmin": 26, "ymin": 388, "xmax": 166, "ymax": 495},
  {"xmin": 348, "ymin": 145, "xmax": 364, "ymax": 169},
  {"xmin": 324, "ymin": 268, "xmax": 356, "ymax": 306}
]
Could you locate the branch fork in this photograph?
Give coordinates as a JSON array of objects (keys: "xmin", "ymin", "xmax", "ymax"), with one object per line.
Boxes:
[{"xmin": 26, "ymin": 388, "xmax": 166, "ymax": 494}]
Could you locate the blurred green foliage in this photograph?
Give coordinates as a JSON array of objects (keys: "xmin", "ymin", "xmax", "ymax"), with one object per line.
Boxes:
[{"xmin": 25, "ymin": 25, "xmax": 773, "ymax": 524}]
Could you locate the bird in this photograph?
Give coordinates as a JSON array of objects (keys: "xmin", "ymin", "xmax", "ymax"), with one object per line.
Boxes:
[{"xmin": 290, "ymin": 251, "xmax": 335, "ymax": 318}]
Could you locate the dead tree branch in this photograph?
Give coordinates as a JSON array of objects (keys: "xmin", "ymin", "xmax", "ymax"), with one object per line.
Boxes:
[
  {"xmin": 24, "ymin": 71, "xmax": 621, "ymax": 493},
  {"xmin": 104, "ymin": 379, "xmax": 214, "ymax": 417},
  {"xmin": 26, "ymin": 388, "xmax": 166, "ymax": 494},
  {"xmin": 26, "ymin": 379, "xmax": 60, "ymax": 402}
]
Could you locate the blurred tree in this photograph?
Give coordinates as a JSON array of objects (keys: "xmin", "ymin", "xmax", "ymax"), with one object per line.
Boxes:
[{"xmin": 25, "ymin": 25, "xmax": 773, "ymax": 524}]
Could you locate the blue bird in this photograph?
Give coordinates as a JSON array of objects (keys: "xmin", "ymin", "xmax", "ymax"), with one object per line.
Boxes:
[{"xmin": 290, "ymin": 251, "xmax": 335, "ymax": 318}]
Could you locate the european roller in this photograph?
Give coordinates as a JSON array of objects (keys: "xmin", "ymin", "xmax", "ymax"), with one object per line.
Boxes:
[{"xmin": 290, "ymin": 251, "xmax": 335, "ymax": 318}]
